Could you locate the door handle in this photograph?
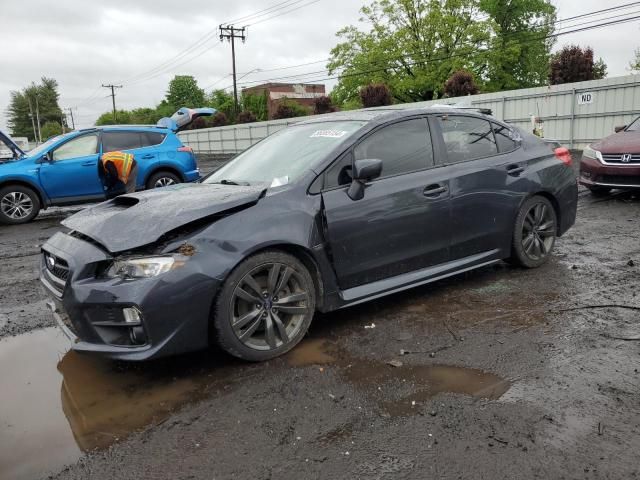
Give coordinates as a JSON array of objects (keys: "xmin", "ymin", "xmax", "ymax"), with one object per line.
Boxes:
[
  {"xmin": 82, "ymin": 161, "xmax": 97, "ymax": 166},
  {"xmin": 507, "ymin": 164, "xmax": 525, "ymax": 176},
  {"xmin": 423, "ymin": 184, "xmax": 447, "ymax": 197},
  {"xmin": 141, "ymin": 154, "xmax": 155, "ymax": 159}
]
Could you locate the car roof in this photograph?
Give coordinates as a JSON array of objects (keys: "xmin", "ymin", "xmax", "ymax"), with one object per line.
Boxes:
[
  {"xmin": 296, "ymin": 106, "xmax": 495, "ymax": 126},
  {"xmin": 76, "ymin": 125, "xmax": 173, "ymax": 134}
]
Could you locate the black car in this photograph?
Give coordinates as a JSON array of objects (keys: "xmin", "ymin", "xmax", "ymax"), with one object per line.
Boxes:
[{"xmin": 40, "ymin": 107, "xmax": 578, "ymax": 361}]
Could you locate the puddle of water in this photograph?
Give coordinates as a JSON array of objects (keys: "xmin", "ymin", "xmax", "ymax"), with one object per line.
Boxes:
[
  {"xmin": 0, "ymin": 328, "xmax": 242, "ymax": 480},
  {"xmin": 286, "ymin": 338, "xmax": 336, "ymax": 366},
  {"xmin": 287, "ymin": 339, "xmax": 510, "ymax": 418}
]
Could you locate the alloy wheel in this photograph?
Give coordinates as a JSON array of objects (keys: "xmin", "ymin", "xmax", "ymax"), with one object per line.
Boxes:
[
  {"xmin": 1, "ymin": 191, "xmax": 33, "ymax": 220},
  {"xmin": 521, "ymin": 202, "xmax": 555, "ymax": 261},
  {"xmin": 230, "ymin": 262, "xmax": 310, "ymax": 351},
  {"xmin": 154, "ymin": 177, "xmax": 176, "ymax": 188}
]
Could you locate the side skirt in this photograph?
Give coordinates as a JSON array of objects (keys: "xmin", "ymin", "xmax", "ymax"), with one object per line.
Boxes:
[{"xmin": 338, "ymin": 249, "xmax": 502, "ymax": 308}]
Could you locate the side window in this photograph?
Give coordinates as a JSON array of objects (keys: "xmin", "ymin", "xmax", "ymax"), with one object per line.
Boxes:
[
  {"xmin": 436, "ymin": 115, "xmax": 498, "ymax": 163},
  {"xmin": 492, "ymin": 123, "xmax": 518, "ymax": 153},
  {"xmin": 141, "ymin": 132, "xmax": 166, "ymax": 147},
  {"xmin": 324, "ymin": 152, "xmax": 353, "ymax": 189},
  {"xmin": 51, "ymin": 134, "xmax": 98, "ymax": 161},
  {"xmin": 354, "ymin": 118, "xmax": 433, "ymax": 178},
  {"xmin": 102, "ymin": 131, "xmax": 143, "ymax": 152}
]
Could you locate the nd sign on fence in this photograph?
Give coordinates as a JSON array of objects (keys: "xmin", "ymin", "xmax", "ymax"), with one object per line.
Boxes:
[{"xmin": 577, "ymin": 92, "xmax": 594, "ymax": 105}]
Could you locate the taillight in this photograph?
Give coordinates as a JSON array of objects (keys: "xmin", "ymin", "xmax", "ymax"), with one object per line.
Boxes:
[
  {"xmin": 177, "ymin": 146, "xmax": 193, "ymax": 153},
  {"xmin": 554, "ymin": 147, "xmax": 572, "ymax": 166}
]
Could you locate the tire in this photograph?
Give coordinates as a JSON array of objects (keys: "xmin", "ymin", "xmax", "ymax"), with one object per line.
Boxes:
[
  {"xmin": 213, "ymin": 250, "xmax": 316, "ymax": 361},
  {"xmin": 509, "ymin": 196, "xmax": 557, "ymax": 268},
  {"xmin": 146, "ymin": 171, "xmax": 181, "ymax": 189},
  {"xmin": 588, "ymin": 186, "xmax": 611, "ymax": 197},
  {"xmin": 0, "ymin": 185, "xmax": 41, "ymax": 225}
]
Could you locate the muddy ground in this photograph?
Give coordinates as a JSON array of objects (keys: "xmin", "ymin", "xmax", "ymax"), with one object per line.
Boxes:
[{"xmin": 0, "ymin": 185, "xmax": 639, "ymax": 480}]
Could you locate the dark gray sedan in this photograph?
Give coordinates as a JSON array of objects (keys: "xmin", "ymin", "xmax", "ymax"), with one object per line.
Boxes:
[{"xmin": 40, "ymin": 107, "xmax": 577, "ymax": 361}]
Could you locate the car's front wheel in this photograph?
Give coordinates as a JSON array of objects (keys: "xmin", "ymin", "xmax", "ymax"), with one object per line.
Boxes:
[
  {"xmin": 146, "ymin": 171, "xmax": 181, "ymax": 189},
  {"xmin": 510, "ymin": 195, "xmax": 557, "ymax": 268},
  {"xmin": 0, "ymin": 185, "xmax": 41, "ymax": 225},
  {"xmin": 213, "ymin": 251, "xmax": 316, "ymax": 361}
]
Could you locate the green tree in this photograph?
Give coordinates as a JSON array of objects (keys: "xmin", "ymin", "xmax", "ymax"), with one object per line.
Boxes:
[
  {"xmin": 630, "ymin": 48, "xmax": 640, "ymax": 72},
  {"xmin": 241, "ymin": 92, "xmax": 268, "ymax": 121},
  {"xmin": 208, "ymin": 89, "xmax": 235, "ymax": 120},
  {"xmin": 593, "ymin": 58, "xmax": 607, "ymax": 80},
  {"xmin": 272, "ymin": 98, "xmax": 309, "ymax": 119},
  {"xmin": 166, "ymin": 75, "xmax": 205, "ymax": 109},
  {"xmin": 479, "ymin": 0, "xmax": 556, "ymax": 91},
  {"xmin": 6, "ymin": 77, "xmax": 64, "ymax": 141},
  {"xmin": 40, "ymin": 121, "xmax": 63, "ymax": 140},
  {"xmin": 327, "ymin": 0, "xmax": 494, "ymax": 106}
]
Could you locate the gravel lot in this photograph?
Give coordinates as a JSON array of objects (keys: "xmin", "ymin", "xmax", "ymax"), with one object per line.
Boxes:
[{"xmin": 0, "ymin": 173, "xmax": 639, "ymax": 479}]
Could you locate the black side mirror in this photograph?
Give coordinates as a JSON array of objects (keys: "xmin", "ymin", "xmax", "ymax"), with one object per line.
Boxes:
[
  {"xmin": 39, "ymin": 152, "xmax": 52, "ymax": 163},
  {"xmin": 614, "ymin": 125, "xmax": 627, "ymax": 133},
  {"xmin": 347, "ymin": 158, "xmax": 382, "ymax": 201}
]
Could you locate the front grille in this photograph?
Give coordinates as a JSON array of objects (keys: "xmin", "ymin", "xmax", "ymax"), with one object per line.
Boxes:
[
  {"xmin": 41, "ymin": 252, "xmax": 70, "ymax": 297},
  {"xmin": 598, "ymin": 175, "xmax": 640, "ymax": 186},
  {"xmin": 602, "ymin": 153, "xmax": 640, "ymax": 164}
]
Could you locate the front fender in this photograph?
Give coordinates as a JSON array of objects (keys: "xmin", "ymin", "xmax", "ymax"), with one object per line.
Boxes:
[{"xmin": 0, "ymin": 174, "xmax": 51, "ymax": 206}]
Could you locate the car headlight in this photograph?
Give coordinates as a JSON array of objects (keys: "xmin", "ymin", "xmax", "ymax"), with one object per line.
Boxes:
[
  {"xmin": 105, "ymin": 256, "xmax": 185, "ymax": 279},
  {"xmin": 583, "ymin": 145, "xmax": 603, "ymax": 162}
]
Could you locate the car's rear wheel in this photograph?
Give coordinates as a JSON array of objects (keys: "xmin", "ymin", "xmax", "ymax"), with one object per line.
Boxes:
[
  {"xmin": 588, "ymin": 186, "xmax": 611, "ymax": 197},
  {"xmin": 510, "ymin": 196, "xmax": 557, "ymax": 268},
  {"xmin": 146, "ymin": 171, "xmax": 181, "ymax": 189},
  {"xmin": 213, "ymin": 251, "xmax": 316, "ymax": 361},
  {"xmin": 0, "ymin": 185, "xmax": 40, "ymax": 225}
]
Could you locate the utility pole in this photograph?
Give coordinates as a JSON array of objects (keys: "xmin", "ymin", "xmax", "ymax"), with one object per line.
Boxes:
[
  {"xmin": 66, "ymin": 107, "xmax": 75, "ymax": 130},
  {"xmin": 34, "ymin": 95, "xmax": 42, "ymax": 143},
  {"xmin": 27, "ymin": 97, "xmax": 38, "ymax": 143},
  {"xmin": 102, "ymin": 84, "xmax": 123, "ymax": 123},
  {"xmin": 219, "ymin": 25, "xmax": 246, "ymax": 116}
]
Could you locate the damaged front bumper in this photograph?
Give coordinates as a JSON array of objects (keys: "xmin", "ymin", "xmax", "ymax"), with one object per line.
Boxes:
[{"xmin": 40, "ymin": 232, "xmax": 220, "ymax": 361}]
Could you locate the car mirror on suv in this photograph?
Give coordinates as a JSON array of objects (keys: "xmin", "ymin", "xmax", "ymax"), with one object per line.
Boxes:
[
  {"xmin": 347, "ymin": 158, "xmax": 382, "ymax": 201},
  {"xmin": 38, "ymin": 152, "xmax": 53, "ymax": 163},
  {"xmin": 614, "ymin": 125, "xmax": 627, "ymax": 133}
]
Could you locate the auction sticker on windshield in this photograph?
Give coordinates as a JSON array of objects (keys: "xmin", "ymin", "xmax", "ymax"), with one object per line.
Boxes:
[{"xmin": 310, "ymin": 130, "xmax": 347, "ymax": 138}]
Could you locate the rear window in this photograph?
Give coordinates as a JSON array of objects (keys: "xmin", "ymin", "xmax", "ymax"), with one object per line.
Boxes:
[{"xmin": 142, "ymin": 132, "xmax": 166, "ymax": 147}]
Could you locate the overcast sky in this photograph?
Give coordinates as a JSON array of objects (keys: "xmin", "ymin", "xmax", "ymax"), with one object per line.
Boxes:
[{"xmin": 1, "ymin": 0, "xmax": 638, "ymax": 133}]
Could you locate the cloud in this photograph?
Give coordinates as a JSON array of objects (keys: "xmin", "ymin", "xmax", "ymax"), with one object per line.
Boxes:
[{"xmin": 1, "ymin": 0, "xmax": 638, "ymax": 132}]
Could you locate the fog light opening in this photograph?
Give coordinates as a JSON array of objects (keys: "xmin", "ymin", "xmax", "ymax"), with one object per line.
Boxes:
[{"xmin": 129, "ymin": 326, "xmax": 146, "ymax": 345}]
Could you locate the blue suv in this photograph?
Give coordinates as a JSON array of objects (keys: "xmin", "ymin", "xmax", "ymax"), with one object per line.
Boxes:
[{"xmin": 0, "ymin": 107, "xmax": 214, "ymax": 224}]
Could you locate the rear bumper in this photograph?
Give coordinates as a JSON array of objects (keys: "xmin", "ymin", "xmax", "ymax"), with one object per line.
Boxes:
[
  {"xmin": 579, "ymin": 156, "xmax": 640, "ymax": 189},
  {"xmin": 184, "ymin": 168, "xmax": 201, "ymax": 182},
  {"xmin": 40, "ymin": 232, "xmax": 219, "ymax": 361}
]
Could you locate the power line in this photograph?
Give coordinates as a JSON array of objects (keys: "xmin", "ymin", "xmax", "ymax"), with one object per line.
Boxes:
[
  {"xmin": 223, "ymin": 13, "xmax": 640, "ymax": 90},
  {"xmin": 246, "ymin": 0, "xmax": 323, "ymax": 26}
]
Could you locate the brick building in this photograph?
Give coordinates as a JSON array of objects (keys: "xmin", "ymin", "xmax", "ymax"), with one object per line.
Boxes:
[{"xmin": 241, "ymin": 83, "xmax": 326, "ymax": 119}]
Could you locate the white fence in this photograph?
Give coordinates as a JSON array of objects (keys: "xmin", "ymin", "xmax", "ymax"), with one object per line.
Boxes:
[{"xmin": 179, "ymin": 74, "xmax": 640, "ymax": 152}]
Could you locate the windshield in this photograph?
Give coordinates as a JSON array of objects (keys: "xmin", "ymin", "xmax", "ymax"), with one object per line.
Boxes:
[
  {"xmin": 26, "ymin": 134, "xmax": 67, "ymax": 158},
  {"xmin": 627, "ymin": 117, "xmax": 640, "ymax": 132},
  {"xmin": 204, "ymin": 121, "xmax": 364, "ymax": 186}
]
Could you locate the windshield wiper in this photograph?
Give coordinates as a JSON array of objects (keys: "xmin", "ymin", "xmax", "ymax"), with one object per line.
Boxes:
[{"xmin": 215, "ymin": 179, "xmax": 251, "ymax": 186}]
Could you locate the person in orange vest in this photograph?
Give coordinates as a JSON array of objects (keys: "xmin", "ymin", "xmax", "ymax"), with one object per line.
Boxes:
[{"xmin": 99, "ymin": 151, "xmax": 138, "ymax": 198}]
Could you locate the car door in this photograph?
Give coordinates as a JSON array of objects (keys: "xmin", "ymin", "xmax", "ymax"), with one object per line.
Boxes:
[
  {"xmin": 321, "ymin": 117, "xmax": 451, "ymax": 290},
  {"xmin": 432, "ymin": 114, "xmax": 522, "ymax": 260},
  {"xmin": 39, "ymin": 132, "xmax": 104, "ymax": 202}
]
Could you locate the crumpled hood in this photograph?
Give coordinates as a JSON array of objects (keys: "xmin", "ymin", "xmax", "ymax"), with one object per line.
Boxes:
[
  {"xmin": 62, "ymin": 183, "xmax": 265, "ymax": 253},
  {"xmin": 592, "ymin": 131, "xmax": 640, "ymax": 154}
]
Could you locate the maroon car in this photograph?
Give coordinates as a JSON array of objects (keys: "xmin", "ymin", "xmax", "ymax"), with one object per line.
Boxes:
[{"xmin": 579, "ymin": 116, "xmax": 640, "ymax": 195}]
